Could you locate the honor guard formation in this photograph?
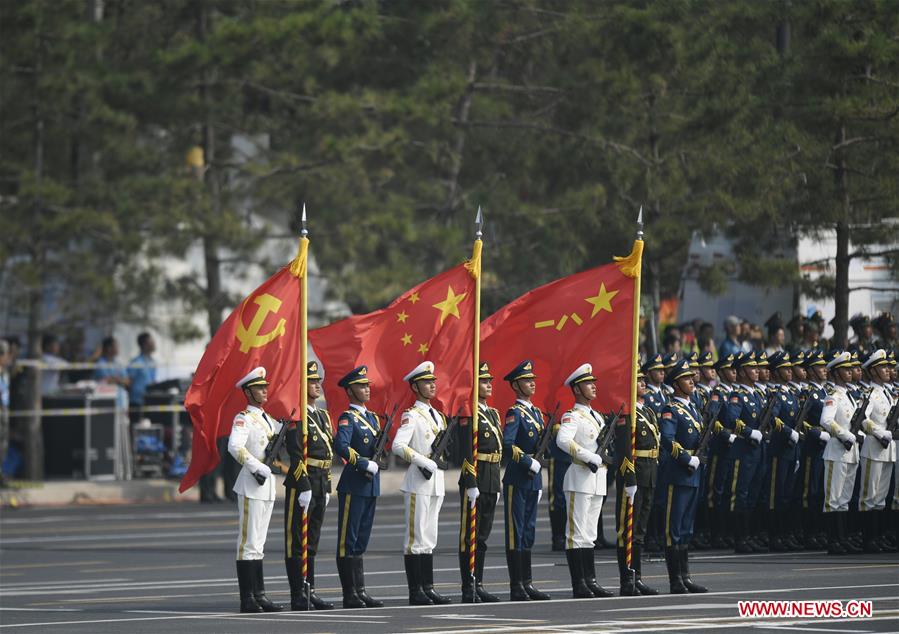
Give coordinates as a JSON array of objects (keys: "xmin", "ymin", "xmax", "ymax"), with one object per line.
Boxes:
[{"xmin": 225, "ymin": 312, "xmax": 898, "ymax": 612}]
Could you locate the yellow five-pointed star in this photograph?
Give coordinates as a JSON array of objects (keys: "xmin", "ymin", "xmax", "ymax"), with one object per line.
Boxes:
[
  {"xmin": 584, "ymin": 282, "xmax": 619, "ymax": 318},
  {"xmin": 409, "ymin": 291, "xmax": 421, "ymax": 304},
  {"xmin": 417, "ymin": 342, "xmax": 429, "ymax": 355},
  {"xmin": 401, "ymin": 333, "xmax": 413, "ymax": 346},
  {"xmin": 396, "ymin": 311, "xmax": 409, "ymax": 323},
  {"xmin": 432, "ymin": 285, "xmax": 467, "ymax": 325}
]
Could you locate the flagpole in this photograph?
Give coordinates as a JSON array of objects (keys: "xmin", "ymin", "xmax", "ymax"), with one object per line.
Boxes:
[
  {"xmin": 625, "ymin": 207, "xmax": 644, "ymax": 571},
  {"xmin": 468, "ymin": 207, "xmax": 483, "ymax": 594},
  {"xmin": 299, "ymin": 204, "xmax": 311, "ymax": 607}
]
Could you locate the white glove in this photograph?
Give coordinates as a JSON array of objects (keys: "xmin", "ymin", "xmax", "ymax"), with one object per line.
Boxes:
[
  {"xmin": 625, "ymin": 485, "xmax": 637, "ymax": 502},
  {"xmin": 586, "ymin": 453, "xmax": 603, "ymax": 468},
  {"xmin": 466, "ymin": 487, "xmax": 480, "ymax": 508},
  {"xmin": 819, "ymin": 430, "xmax": 831, "ymax": 443},
  {"xmin": 254, "ymin": 463, "xmax": 272, "ymax": 479},
  {"xmin": 528, "ymin": 459, "xmax": 541, "ymax": 475},
  {"xmin": 688, "ymin": 455, "xmax": 700, "ymax": 470},
  {"xmin": 365, "ymin": 461, "xmax": 379, "ymax": 475},
  {"xmin": 728, "ymin": 434, "xmax": 737, "ymax": 445},
  {"xmin": 298, "ymin": 489, "xmax": 312, "ymax": 511},
  {"xmin": 874, "ymin": 429, "xmax": 891, "ymax": 443},
  {"xmin": 537, "ymin": 489, "xmax": 543, "ymax": 504},
  {"xmin": 789, "ymin": 429, "xmax": 799, "ymax": 444},
  {"xmin": 412, "ymin": 453, "xmax": 438, "ymax": 474},
  {"xmin": 838, "ymin": 429, "xmax": 855, "ymax": 444},
  {"xmin": 749, "ymin": 429, "xmax": 763, "ymax": 443},
  {"xmin": 325, "ymin": 493, "xmax": 331, "ymax": 508}
]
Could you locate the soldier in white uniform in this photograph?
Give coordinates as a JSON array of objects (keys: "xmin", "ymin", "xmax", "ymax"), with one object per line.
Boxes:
[
  {"xmin": 859, "ymin": 350, "xmax": 895, "ymax": 551},
  {"xmin": 820, "ymin": 351, "xmax": 868, "ymax": 555},
  {"xmin": 555, "ymin": 364, "xmax": 615, "ymax": 599},
  {"xmin": 227, "ymin": 367, "xmax": 285, "ymax": 613},
  {"xmin": 392, "ymin": 361, "xmax": 452, "ymax": 605}
]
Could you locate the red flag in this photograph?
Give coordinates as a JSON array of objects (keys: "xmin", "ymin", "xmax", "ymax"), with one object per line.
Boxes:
[
  {"xmin": 179, "ymin": 252, "xmax": 307, "ymax": 493},
  {"xmin": 480, "ymin": 246, "xmax": 640, "ymax": 417},
  {"xmin": 310, "ymin": 262, "xmax": 477, "ymax": 423}
]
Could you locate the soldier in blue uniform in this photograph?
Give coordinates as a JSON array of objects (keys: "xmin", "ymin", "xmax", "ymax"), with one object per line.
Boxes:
[
  {"xmin": 657, "ymin": 359, "xmax": 708, "ymax": 594},
  {"xmin": 547, "ymin": 404, "xmax": 571, "ymax": 552},
  {"xmin": 793, "ymin": 351, "xmax": 831, "ymax": 549},
  {"xmin": 762, "ymin": 352, "xmax": 802, "ymax": 551},
  {"xmin": 687, "ymin": 353, "xmax": 711, "ymax": 549},
  {"xmin": 719, "ymin": 352, "xmax": 766, "ymax": 553},
  {"xmin": 501, "ymin": 360, "xmax": 551, "ymax": 601},
  {"xmin": 643, "ymin": 354, "xmax": 668, "ymax": 415},
  {"xmin": 333, "ymin": 366, "xmax": 384, "ymax": 609},
  {"xmin": 707, "ymin": 354, "xmax": 738, "ymax": 548}
]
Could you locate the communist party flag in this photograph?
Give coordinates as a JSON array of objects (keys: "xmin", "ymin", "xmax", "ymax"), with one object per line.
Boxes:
[
  {"xmin": 179, "ymin": 243, "xmax": 308, "ymax": 493},
  {"xmin": 480, "ymin": 240, "xmax": 643, "ymax": 417},
  {"xmin": 310, "ymin": 257, "xmax": 479, "ymax": 422}
]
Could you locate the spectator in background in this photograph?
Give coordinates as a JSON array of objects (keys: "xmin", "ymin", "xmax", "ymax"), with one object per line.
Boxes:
[
  {"xmin": 764, "ymin": 313, "xmax": 785, "ymax": 355},
  {"xmin": 681, "ymin": 323, "xmax": 697, "ymax": 354},
  {"xmin": 748, "ymin": 324, "xmax": 765, "ymax": 352},
  {"xmin": 128, "ymin": 332, "xmax": 157, "ymax": 410},
  {"xmin": 0, "ymin": 339, "xmax": 10, "ymax": 487},
  {"xmin": 663, "ymin": 326, "xmax": 682, "ymax": 354},
  {"xmin": 94, "ymin": 336, "xmax": 130, "ymax": 411},
  {"xmin": 802, "ymin": 319, "xmax": 823, "ymax": 351},
  {"xmin": 40, "ymin": 333, "xmax": 67, "ymax": 395},
  {"xmin": 739, "ymin": 321, "xmax": 754, "ymax": 352},
  {"xmin": 719, "ymin": 316, "xmax": 742, "ymax": 358},
  {"xmin": 699, "ymin": 322, "xmax": 717, "ymax": 360}
]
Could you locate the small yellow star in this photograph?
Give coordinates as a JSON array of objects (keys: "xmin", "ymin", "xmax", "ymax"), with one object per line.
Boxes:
[
  {"xmin": 396, "ymin": 311, "xmax": 409, "ymax": 323},
  {"xmin": 409, "ymin": 291, "xmax": 421, "ymax": 304},
  {"xmin": 401, "ymin": 333, "xmax": 412, "ymax": 346},
  {"xmin": 417, "ymin": 342, "xmax": 430, "ymax": 355},
  {"xmin": 432, "ymin": 285, "xmax": 467, "ymax": 325},
  {"xmin": 584, "ymin": 282, "xmax": 619, "ymax": 318}
]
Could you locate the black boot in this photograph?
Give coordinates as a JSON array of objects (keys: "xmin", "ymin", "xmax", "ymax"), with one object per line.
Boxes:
[
  {"xmin": 665, "ymin": 547, "xmax": 687, "ymax": 594},
  {"xmin": 474, "ymin": 547, "xmax": 500, "ymax": 602},
  {"xmin": 734, "ymin": 511, "xmax": 755, "ymax": 554},
  {"xmin": 581, "ymin": 547, "xmax": 613, "ymax": 597},
  {"xmin": 285, "ymin": 557, "xmax": 310, "ymax": 610},
  {"xmin": 353, "ymin": 556, "xmax": 383, "ymax": 607},
  {"xmin": 307, "ymin": 557, "xmax": 333, "ymax": 610},
  {"xmin": 236, "ymin": 560, "xmax": 262, "ymax": 613},
  {"xmin": 679, "ymin": 545, "xmax": 707, "ymax": 593},
  {"xmin": 460, "ymin": 551, "xmax": 476, "ymax": 603},
  {"xmin": 633, "ymin": 545, "xmax": 658, "ymax": 595},
  {"xmin": 565, "ymin": 549, "xmax": 593, "ymax": 598},
  {"xmin": 839, "ymin": 512, "xmax": 862, "ymax": 554},
  {"xmin": 770, "ymin": 510, "xmax": 788, "ymax": 552},
  {"xmin": 520, "ymin": 549, "xmax": 551, "ymax": 600},
  {"xmin": 507, "ymin": 550, "xmax": 530, "ymax": 601},
  {"xmin": 337, "ymin": 557, "xmax": 365, "ymax": 608},
  {"xmin": 550, "ymin": 506, "xmax": 566, "ymax": 551},
  {"xmin": 252, "ymin": 560, "xmax": 285, "ymax": 612},
  {"xmin": 617, "ymin": 547, "xmax": 637, "ymax": 596},
  {"xmin": 826, "ymin": 513, "xmax": 847, "ymax": 555},
  {"xmin": 421, "ymin": 553, "xmax": 452, "ymax": 604},
  {"xmin": 863, "ymin": 513, "xmax": 882, "ymax": 553},
  {"xmin": 405, "ymin": 554, "xmax": 433, "ymax": 605}
]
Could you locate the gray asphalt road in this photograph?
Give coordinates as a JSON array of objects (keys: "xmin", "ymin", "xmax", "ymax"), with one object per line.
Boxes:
[{"xmin": 1, "ymin": 495, "xmax": 897, "ymax": 633}]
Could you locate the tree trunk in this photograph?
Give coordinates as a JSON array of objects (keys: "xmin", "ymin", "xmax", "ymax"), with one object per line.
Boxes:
[
  {"xmin": 444, "ymin": 61, "xmax": 477, "ymax": 216},
  {"xmin": 833, "ymin": 124, "xmax": 851, "ymax": 348}
]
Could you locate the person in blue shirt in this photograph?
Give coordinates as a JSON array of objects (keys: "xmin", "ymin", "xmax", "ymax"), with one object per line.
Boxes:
[
  {"xmin": 93, "ymin": 336, "xmax": 130, "ymax": 412},
  {"xmin": 127, "ymin": 332, "xmax": 157, "ymax": 409},
  {"xmin": 718, "ymin": 316, "xmax": 743, "ymax": 360},
  {"xmin": 333, "ymin": 365, "xmax": 383, "ymax": 610}
]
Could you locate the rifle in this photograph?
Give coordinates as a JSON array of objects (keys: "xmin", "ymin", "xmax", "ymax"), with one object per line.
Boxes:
[
  {"xmin": 256, "ymin": 408, "xmax": 296, "ymax": 485},
  {"xmin": 844, "ymin": 392, "xmax": 871, "ymax": 451},
  {"xmin": 793, "ymin": 392, "xmax": 816, "ymax": 444},
  {"xmin": 884, "ymin": 400, "xmax": 899, "ymax": 443},
  {"xmin": 696, "ymin": 395, "xmax": 724, "ymax": 464},
  {"xmin": 597, "ymin": 405, "xmax": 626, "ymax": 468},
  {"xmin": 757, "ymin": 391, "xmax": 780, "ymax": 440},
  {"xmin": 532, "ymin": 402, "xmax": 562, "ymax": 471},
  {"xmin": 420, "ymin": 408, "xmax": 462, "ymax": 480},
  {"xmin": 366, "ymin": 404, "xmax": 399, "ymax": 480}
]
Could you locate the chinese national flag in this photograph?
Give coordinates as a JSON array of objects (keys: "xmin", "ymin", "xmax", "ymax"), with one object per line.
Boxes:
[
  {"xmin": 179, "ymin": 249, "xmax": 308, "ymax": 493},
  {"xmin": 480, "ymin": 242, "xmax": 642, "ymax": 417},
  {"xmin": 310, "ymin": 262, "xmax": 477, "ymax": 423}
]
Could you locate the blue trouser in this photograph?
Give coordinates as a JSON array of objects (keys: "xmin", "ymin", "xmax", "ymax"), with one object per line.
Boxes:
[
  {"xmin": 706, "ymin": 452, "xmax": 730, "ymax": 511},
  {"xmin": 727, "ymin": 444, "xmax": 765, "ymax": 513},
  {"xmin": 796, "ymin": 450, "xmax": 825, "ymax": 512},
  {"xmin": 336, "ymin": 493, "xmax": 377, "ymax": 557},
  {"xmin": 660, "ymin": 483, "xmax": 700, "ymax": 546},
  {"xmin": 765, "ymin": 447, "xmax": 799, "ymax": 512},
  {"xmin": 504, "ymin": 485, "xmax": 539, "ymax": 550}
]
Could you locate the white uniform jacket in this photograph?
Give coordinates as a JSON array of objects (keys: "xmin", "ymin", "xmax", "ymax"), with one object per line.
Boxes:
[
  {"xmin": 861, "ymin": 384, "xmax": 894, "ymax": 462},
  {"xmin": 392, "ymin": 400, "xmax": 446, "ymax": 496},
  {"xmin": 820, "ymin": 385, "xmax": 864, "ymax": 464},
  {"xmin": 556, "ymin": 403, "xmax": 607, "ymax": 495},
  {"xmin": 227, "ymin": 405, "xmax": 280, "ymax": 501}
]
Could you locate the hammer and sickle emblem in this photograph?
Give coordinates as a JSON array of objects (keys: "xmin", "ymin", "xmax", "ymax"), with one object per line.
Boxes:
[{"xmin": 236, "ymin": 293, "xmax": 286, "ymax": 353}]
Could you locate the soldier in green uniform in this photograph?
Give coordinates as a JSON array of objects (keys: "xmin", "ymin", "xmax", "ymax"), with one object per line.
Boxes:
[
  {"xmin": 283, "ymin": 361, "xmax": 334, "ymax": 610},
  {"xmin": 458, "ymin": 362, "xmax": 502, "ymax": 603},
  {"xmin": 615, "ymin": 366, "xmax": 660, "ymax": 596}
]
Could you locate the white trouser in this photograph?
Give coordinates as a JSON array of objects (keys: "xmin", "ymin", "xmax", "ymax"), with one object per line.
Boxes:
[
  {"xmin": 823, "ymin": 460, "xmax": 856, "ymax": 513},
  {"xmin": 565, "ymin": 491, "xmax": 604, "ymax": 549},
  {"xmin": 236, "ymin": 494, "xmax": 274, "ymax": 560},
  {"xmin": 859, "ymin": 459, "xmax": 892, "ymax": 512},
  {"xmin": 404, "ymin": 492, "xmax": 444, "ymax": 554}
]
